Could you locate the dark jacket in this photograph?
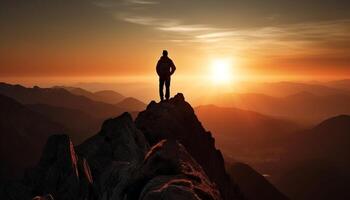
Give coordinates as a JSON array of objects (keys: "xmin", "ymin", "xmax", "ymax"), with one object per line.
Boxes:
[{"xmin": 156, "ymin": 56, "xmax": 176, "ymax": 78}]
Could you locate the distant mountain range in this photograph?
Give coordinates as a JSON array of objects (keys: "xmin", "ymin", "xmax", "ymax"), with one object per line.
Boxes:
[
  {"xmin": 275, "ymin": 115, "xmax": 350, "ymax": 200},
  {"xmin": 0, "ymin": 82, "xmax": 147, "ymax": 145},
  {"xmin": 326, "ymin": 79, "xmax": 350, "ymax": 92},
  {"xmin": 0, "ymin": 94, "xmax": 65, "ymax": 179},
  {"xmin": 54, "ymin": 86, "xmax": 125, "ymax": 104},
  {"xmin": 115, "ymin": 97, "xmax": 147, "ymax": 111},
  {"xmin": 227, "ymin": 162, "xmax": 287, "ymax": 200},
  {"xmin": 196, "ymin": 91, "xmax": 350, "ymax": 124},
  {"xmin": 238, "ymin": 80, "xmax": 350, "ymax": 97},
  {"xmin": 27, "ymin": 103, "xmax": 103, "ymax": 143},
  {"xmin": 195, "ymin": 104, "xmax": 350, "ymax": 200},
  {"xmin": 195, "ymin": 105, "xmax": 299, "ymax": 153},
  {"xmin": 0, "ymin": 83, "xmax": 123, "ymax": 119},
  {"xmin": 55, "ymin": 85, "xmax": 147, "ymax": 111}
]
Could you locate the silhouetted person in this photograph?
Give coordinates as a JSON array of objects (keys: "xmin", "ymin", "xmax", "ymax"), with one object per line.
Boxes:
[{"xmin": 156, "ymin": 50, "xmax": 176, "ymax": 101}]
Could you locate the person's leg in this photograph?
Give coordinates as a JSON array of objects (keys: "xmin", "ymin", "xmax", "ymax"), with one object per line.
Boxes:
[
  {"xmin": 159, "ymin": 77, "xmax": 165, "ymax": 101},
  {"xmin": 165, "ymin": 77, "xmax": 171, "ymax": 100}
]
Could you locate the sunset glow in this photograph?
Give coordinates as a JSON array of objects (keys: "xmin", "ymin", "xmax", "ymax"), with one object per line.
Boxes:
[
  {"xmin": 210, "ymin": 59, "xmax": 234, "ymax": 85},
  {"xmin": 1, "ymin": 2, "xmax": 350, "ymax": 199},
  {"xmin": 0, "ymin": 0, "xmax": 349, "ymax": 84}
]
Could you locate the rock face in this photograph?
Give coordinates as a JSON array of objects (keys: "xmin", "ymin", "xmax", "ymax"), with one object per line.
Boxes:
[
  {"xmin": 76, "ymin": 112, "xmax": 150, "ymax": 178},
  {"xmin": 135, "ymin": 93, "xmax": 243, "ymax": 200},
  {"xmin": 0, "ymin": 108, "xmax": 223, "ymax": 199},
  {"xmin": 1, "ymin": 93, "xmax": 287, "ymax": 200},
  {"xmin": 129, "ymin": 140, "xmax": 221, "ymax": 200},
  {"xmin": 75, "ymin": 112, "xmax": 222, "ymax": 200},
  {"xmin": 1, "ymin": 135, "xmax": 94, "ymax": 200}
]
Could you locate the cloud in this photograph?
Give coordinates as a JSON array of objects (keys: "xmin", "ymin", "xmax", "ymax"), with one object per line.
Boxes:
[
  {"xmin": 118, "ymin": 15, "xmax": 178, "ymax": 26},
  {"xmin": 100, "ymin": 0, "xmax": 350, "ymax": 60},
  {"xmin": 93, "ymin": 0, "xmax": 158, "ymax": 8},
  {"xmin": 126, "ymin": 0, "xmax": 159, "ymax": 5},
  {"xmin": 157, "ymin": 25, "xmax": 217, "ymax": 33},
  {"xmin": 196, "ymin": 31, "xmax": 237, "ymax": 39},
  {"xmin": 118, "ymin": 13, "xmax": 350, "ymax": 59},
  {"xmin": 118, "ymin": 14, "xmax": 217, "ymax": 34}
]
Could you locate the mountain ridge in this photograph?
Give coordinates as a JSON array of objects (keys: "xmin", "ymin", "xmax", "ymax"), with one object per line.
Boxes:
[{"xmin": 0, "ymin": 93, "xmax": 287, "ymax": 200}]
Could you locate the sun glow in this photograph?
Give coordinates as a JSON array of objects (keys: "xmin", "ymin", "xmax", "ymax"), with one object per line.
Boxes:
[{"xmin": 210, "ymin": 58, "xmax": 234, "ymax": 84}]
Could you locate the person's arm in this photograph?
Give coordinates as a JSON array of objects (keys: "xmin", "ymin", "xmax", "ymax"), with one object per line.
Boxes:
[
  {"xmin": 156, "ymin": 60, "xmax": 161, "ymax": 76},
  {"xmin": 170, "ymin": 60, "xmax": 176, "ymax": 75}
]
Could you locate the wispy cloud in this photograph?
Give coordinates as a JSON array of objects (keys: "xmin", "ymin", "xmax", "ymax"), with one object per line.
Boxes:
[
  {"xmin": 93, "ymin": 0, "xmax": 158, "ymax": 8},
  {"xmin": 157, "ymin": 25, "xmax": 217, "ymax": 33},
  {"xmin": 118, "ymin": 15, "xmax": 178, "ymax": 26},
  {"xmin": 126, "ymin": 0, "xmax": 159, "ymax": 5},
  {"xmin": 196, "ymin": 31, "xmax": 238, "ymax": 39},
  {"xmin": 97, "ymin": 0, "xmax": 350, "ymax": 60},
  {"xmin": 118, "ymin": 14, "xmax": 218, "ymax": 34}
]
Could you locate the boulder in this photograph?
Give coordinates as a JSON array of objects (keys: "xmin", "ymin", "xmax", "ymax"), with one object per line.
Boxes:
[
  {"xmin": 128, "ymin": 140, "xmax": 222, "ymax": 200},
  {"xmin": 23, "ymin": 134, "xmax": 94, "ymax": 200}
]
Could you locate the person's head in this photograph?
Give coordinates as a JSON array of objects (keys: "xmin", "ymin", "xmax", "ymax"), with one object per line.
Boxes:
[{"xmin": 162, "ymin": 50, "xmax": 168, "ymax": 57}]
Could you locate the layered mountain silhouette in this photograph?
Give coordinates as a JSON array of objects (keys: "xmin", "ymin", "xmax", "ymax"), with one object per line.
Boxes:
[
  {"xmin": 238, "ymin": 81, "xmax": 349, "ymax": 97},
  {"xmin": 326, "ymin": 79, "xmax": 350, "ymax": 92},
  {"xmin": 195, "ymin": 105, "xmax": 298, "ymax": 149},
  {"xmin": 55, "ymin": 86, "xmax": 125, "ymax": 104},
  {"xmin": 194, "ymin": 105, "xmax": 300, "ymax": 178},
  {"xmin": 197, "ymin": 92, "xmax": 350, "ymax": 124},
  {"xmin": 56, "ymin": 86, "xmax": 146, "ymax": 111},
  {"xmin": 115, "ymin": 97, "xmax": 146, "ymax": 112},
  {"xmin": 275, "ymin": 115, "xmax": 350, "ymax": 200},
  {"xmin": 27, "ymin": 104, "xmax": 103, "ymax": 143},
  {"xmin": 227, "ymin": 162, "xmax": 287, "ymax": 200},
  {"xmin": 0, "ymin": 83, "xmax": 123, "ymax": 119},
  {"xmin": 0, "ymin": 83, "xmax": 146, "ymax": 141},
  {"xmin": 0, "ymin": 94, "xmax": 65, "ymax": 180},
  {"xmin": 0, "ymin": 93, "xmax": 286, "ymax": 200}
]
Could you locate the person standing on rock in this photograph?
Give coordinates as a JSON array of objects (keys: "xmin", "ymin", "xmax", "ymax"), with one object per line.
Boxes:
[{"xmin": 156, "ymin": 50, "xmax": 176, "ymax": 101}]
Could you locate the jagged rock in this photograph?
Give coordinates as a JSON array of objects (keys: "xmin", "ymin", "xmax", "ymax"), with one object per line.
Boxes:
[
  {"xmin": 76, "ymin": 112, "xmax": 150, "ymax": 199},
  {"xmin": 135, "ymin": 93, "xmax": 243, "ymax": 200},
  {"xmin": 32, "ymin": 194, "xmax": 54, "ymax": 200},
  {"xmin": 22, "ymin": 134, "xmax": 94, "ymax": 200},
  {"xmin": 137, "ymin": 140, "xmax": 222, "ymax": 200},
  {"xmin": 77, "ymin": 112, "xmax": 222, "ymax": 200},
  {"xmin": 76, "ymin": 112, "xmax": 150, "ymax": 178},
  {"xmin": 1, "ymin": 93, "xmax": 288, "ymax": 200}
]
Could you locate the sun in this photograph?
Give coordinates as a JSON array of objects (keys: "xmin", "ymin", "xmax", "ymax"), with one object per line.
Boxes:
[{"xmin": 210, "ymin": 59, "xmax": 233, "ymax": 84}]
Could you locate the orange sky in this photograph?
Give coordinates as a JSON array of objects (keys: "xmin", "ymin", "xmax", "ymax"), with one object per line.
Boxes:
[{"xmin": 0, "ymin": 0, "xmax": 350, "ymax": 83}]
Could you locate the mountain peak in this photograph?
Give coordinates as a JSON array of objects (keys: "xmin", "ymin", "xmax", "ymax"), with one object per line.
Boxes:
[
  {"xmin": 136, "ymin": 93, "xmax": 243, "ymax": 200},
  {"xmin": 318, "ymin": 114, "xmax": 350, "ymax": 126},
  {"xmin": 313, "ymin": 114, "xmax": 350, "ymax": 134}
]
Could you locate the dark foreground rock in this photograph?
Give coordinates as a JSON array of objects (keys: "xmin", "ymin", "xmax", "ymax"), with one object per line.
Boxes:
[
  {"xmin": 135, "ymin": 93, "xmax": 243, "ymax": 200},
  {"xmin": 128, "ymin": 140, "xmax": 221, "ymax": 200},
  {"xmin": 1, "ymin": 93, "xmax": 287, "ymax": 200},
  {"xmin": 1, "ymin": 135, "xmax": 94, "ymax": 200}
]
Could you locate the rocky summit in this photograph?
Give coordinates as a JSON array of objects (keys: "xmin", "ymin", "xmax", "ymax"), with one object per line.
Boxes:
[
  {"xmin": 136, "ymin": 93, "xmax": 243, "ymax": 200},
  {"xmin": 1, "ymin": 93, "xmax": 252, "ymax": 200}
]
